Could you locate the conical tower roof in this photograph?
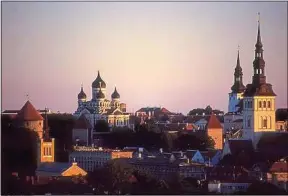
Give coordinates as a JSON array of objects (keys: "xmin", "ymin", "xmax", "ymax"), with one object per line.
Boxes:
[
  {"xmin": 16, "ymin": 101, "xmax": 44, "ymax": 121},
  {"xmin": 207, "ymin": 113, "xmax": 222, "ymax": 129}
]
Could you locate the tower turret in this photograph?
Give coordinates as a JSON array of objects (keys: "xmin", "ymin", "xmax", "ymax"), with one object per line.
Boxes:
[
  {"xmin": 78, "ymin": 84, "xmax": 87, "ymax": 100},
  {"xmin": 231, "ymin": 47, "xmax": 246, "ymax": 93},
  {"xmin": 92, "ymin": 71, "xmax": 106, "ymax": 100},
  {"xmin": 252, "ymin": 13, "xmax": 266, "ymax": 86},
  {"xmin": 228, "ymin": 46, "xmax": 246, "ymax": 113},
  {"xmin": 111, "ymin": 86, "xmax": 120, "ymax": 100}
]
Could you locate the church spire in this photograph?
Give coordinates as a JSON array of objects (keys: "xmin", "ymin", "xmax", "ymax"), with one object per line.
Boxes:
[
  {"xmin": 231, "ymin": 45, "xmax": 245, "ymax": 93},
  {"xmin": 256, "ymin": 13, "xmax": 263, "ymax": 49},
  {"xmin": 252, "ymin": 12, "xmax": 266, "ymax": 86},
  {"xmin": 43, "ymin": 108, "xmax": 50, "ymax": 141}
]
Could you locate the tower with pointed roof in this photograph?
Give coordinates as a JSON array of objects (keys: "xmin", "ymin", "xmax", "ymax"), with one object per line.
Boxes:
[
  {"xmin": 228, "ymin": 47, "xmax": 246, "ymax": 113},
  {"xmin": 111, "ymin": 86, "xmax": 121, "ymax": 109},
  {"xmin": 207, "ymin": 112, "xmax": 223, "ymax": 150},
  {"xmin": 40, "ymin": 108, "xmax": 55, "ymax": 163},
  {"xmin": 92, "ymin": 71, "xmax": 107, "ymax": 100},
  {"xmin": 15, "ymin": 101, "xmax": 55, "ymax": 165},
  {"xmin": 15, "ymin": 100, "xmax": 44, "ymax": 139},
  {"xmin": 242, "ymin": 14, "xmax": 277, "ymax": 147}
]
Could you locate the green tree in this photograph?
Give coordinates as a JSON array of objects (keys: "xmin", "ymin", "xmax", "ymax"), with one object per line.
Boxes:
[
  {"xmin": 174, "ymin": 134, "xmax": 215, "ymax": 151},
  {"xmin": 94, "ymin": 120, "xmax": 110, "ymax": 132}
]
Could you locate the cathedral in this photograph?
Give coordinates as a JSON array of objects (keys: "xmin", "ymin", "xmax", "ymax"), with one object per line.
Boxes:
[
  {"xmin": 225, "ymin": 14, "xmax": 277, "ymax": 148},
  {"xmin": 74, "ymin": 71, "xmax": 132, "ymax": 131}
]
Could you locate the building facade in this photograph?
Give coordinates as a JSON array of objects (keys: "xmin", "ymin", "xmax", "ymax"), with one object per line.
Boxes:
[
  {"xmin": 74, "ymin": 71, "xmax": 133, "ymax": 131},
  {"xmin": 69, "ymin": 146, "xmax": 133, "ymax": 172},
  {"xmin": 242, "ymin": 16, "xmax": 277, "ymax": 147}
]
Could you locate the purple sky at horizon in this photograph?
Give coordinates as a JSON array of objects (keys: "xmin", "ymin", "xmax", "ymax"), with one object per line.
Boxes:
[{"xmin": 2, "ymin": 2, "xmax": 287, "ymax": 114}]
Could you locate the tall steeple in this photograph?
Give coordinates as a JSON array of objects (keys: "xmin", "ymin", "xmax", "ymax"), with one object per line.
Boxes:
[
  {"xmin": 43, "ymin": 108, "xmax": 50, "ymax": 141},
  {"xmin": 252, "ymin": 12, "xmax": 266, "ymax": 86},
  {"xmin": 231, "ymin": 46, "xmax": 245, "ymax": 93}
]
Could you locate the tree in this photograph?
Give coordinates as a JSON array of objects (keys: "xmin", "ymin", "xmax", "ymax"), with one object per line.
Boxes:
[
  {"xmin": 94, "ymin": 120, "xmax": 110, "ymax": 132},
  {"xmin": 174, "ymin": 133, "xmax": 215, "ymax": 151},
  {"xmin": 2, "ymin": 126, "xmax": 39, "ymax": 176},
  {"xmin": 87, "ymin": 159, "xmax": 134, "ymax": 194}
]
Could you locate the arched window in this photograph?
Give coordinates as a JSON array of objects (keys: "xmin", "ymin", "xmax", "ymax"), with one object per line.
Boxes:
[
  {"xmin": 259, "ymin": 101, "xmax": 262, "ymax": 108},
  {"xmin": 263, "ymin": 118, "xmax": 267, "ymax": 128},
  {"xmin": 267, "ymin": 101, "xmax": 271, "ymax": 108},
  {"xmin": 263, "ymin": 101, "xmax": 266, "ymax": 108}
]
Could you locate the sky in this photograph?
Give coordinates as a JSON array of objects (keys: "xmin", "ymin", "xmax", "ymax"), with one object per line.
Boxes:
[{"xmin": 1, "ymin": 1, "xmax": 287, "ymax": 114}]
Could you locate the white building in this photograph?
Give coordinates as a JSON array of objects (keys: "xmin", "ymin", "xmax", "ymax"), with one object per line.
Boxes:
[
  {"xmin": 69, "ymin": 146, "xmax": 133, "ymax": 172},
  {"xmin": 208, "ymin": 181, "xmax": 251, "ymax": 194}
]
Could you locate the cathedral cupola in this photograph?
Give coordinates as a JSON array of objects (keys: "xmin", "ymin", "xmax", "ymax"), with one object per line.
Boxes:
[
  {"xmin": 96, "ymin": 88, "xmax": 105, "ymax": 99},
  {"xmin": 111, "ymin": 86, "xmax": 120, "ymax": 99},
  {"xmin": 231, "ymin": 47, "xmax": 246, "ymax": 93},
  {"xmin": 78, "ymin": 85, "xmax": 87, "ymax": 100},
  {"xmin": 92, "ymin": 71, "xmax": 106, "ymax": 89}
]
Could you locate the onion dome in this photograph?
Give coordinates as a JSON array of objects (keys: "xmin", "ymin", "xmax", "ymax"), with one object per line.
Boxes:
[
  {"xmin": 92, "ymin": 71, "xmax": 106, "ymax": 88},
  {"xmin": 111, "ymin": 87, "xmax": 120, "ymax": 99},
  {"xmin": 96, "ymin": 88, "xmax": 105, "ymax": 99},
  {"xmin": 78, "ymin": 85, "xmax": 87, "ymax": 100}
]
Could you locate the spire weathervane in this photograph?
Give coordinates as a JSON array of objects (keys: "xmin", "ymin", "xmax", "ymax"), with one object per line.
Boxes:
[
  {"xmin": 258, "ymin": 12, "xmax": 260, "ymax": 24},
  {"xmin": 26, "ymin": 93, "xmax": 29, "ymax": 101}
]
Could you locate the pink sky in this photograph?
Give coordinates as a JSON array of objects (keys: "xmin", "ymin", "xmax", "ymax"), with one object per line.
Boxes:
[{"xmin": 2, "ymin": 2, "xmax": 287, "ymax": 114}]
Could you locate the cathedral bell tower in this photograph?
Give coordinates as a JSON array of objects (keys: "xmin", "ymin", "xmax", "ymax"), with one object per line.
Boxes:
[
  {"xmin": 242, "ymin": 13, "xmax": 277, "ymax": 148},
  {"xmin": 228, "ymin": 47, "xmax": 246, "ymax": 113}
]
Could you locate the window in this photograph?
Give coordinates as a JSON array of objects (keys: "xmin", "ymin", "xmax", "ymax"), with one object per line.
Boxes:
[
  {"xmin": 248, "ymin": 119, "xmax": 251, "ymax": 128},
  {"xmin": 263, "ymin": 101, "xmax": 266, "ymax": 108},
  {"xmin": 259, "ymin": 101, "xmax": 262, "ymax": 108},
  {"xmin": 263, "ymin": 119, "xmax": 267, "ymax": 128},
  {"xmin": 267, "ymin": 101, "xmax": 271, "ymax": 108}
]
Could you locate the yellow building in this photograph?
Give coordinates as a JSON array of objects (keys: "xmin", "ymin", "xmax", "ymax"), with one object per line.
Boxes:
[
  {"xmin": 242, "ymin": 16, "xmax": 277, "ymax": 148},
  {"xmin": 206, "ymin": 113, "xmax": 223, "ymax": 150},
  {"xmin": 36, "ymin": 162, "xmax": 87, "ymax": 184}
]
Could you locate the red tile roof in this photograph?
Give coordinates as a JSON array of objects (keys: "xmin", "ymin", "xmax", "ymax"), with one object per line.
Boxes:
[
  {"xmin": 207, "ymin": 113, "xmax": 222, "ymax": 129},
  {"xmin": 269, "ymin": 161, "xmax": 288, "ymax": 173},
  {"xmin": 15, "ymin": 101, "xmax": 44, "ymax": 121}
]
